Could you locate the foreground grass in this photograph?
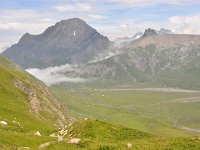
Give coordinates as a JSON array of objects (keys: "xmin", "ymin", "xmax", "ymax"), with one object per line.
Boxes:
[
  {"xmin": 1, "ymin": 119, "xmax": 199, "ymax": 149},
  {"xmin": 45, "ymin": 119, "xmax": 200, "ymax": 150}
]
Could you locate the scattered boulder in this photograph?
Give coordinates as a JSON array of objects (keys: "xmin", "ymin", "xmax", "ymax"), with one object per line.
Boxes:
[
  {"xmin": 39, "ymin": 142, "xmax": 50, "ymax": 148},
  {"xmin": 127, "ymin": 143, "xmax": 132, "ymax": 148},
  {"xmin": 57, "ymin": 135, "xmax": 63, "ymax": 142},
  {"xmin": 17, "ymin": 147, "xmax": 30, "ymax": 150},
  {"xmin": 34, "ymin": 131, "xmax": 41, "ymax": 136},
  {"xmin": 68, "ymin": 138, "xmax": 81, "ymax": 144},
  {"xmin": 191, "ymin": 137, "xmax": 200, "ymax": 141},
  {"xmin": 84, "ymin": 116, "xmax": 92, "ymax": 121},
  {"xmin": 49, "ymin": 133, "xmax": 57, "ymax": 138},
  {"xmin": 0, "ymin": 121, "xmax": 7, "ymax": 126}
]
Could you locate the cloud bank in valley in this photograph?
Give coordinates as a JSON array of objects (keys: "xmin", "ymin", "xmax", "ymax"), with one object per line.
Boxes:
[{"xmin": 26, "ymin": 64, "xmax": 86, "ymax": 86}]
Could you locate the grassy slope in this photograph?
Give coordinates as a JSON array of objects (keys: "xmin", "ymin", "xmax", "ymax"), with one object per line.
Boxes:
[
  {"xmin": 45, "ymin": 119, "xmax": 200, "ymax": 150},
  {"xmin": 51, "ymin": 84, "xmax": 200, "ymax": 136},
  {"xmin": 0, "ymin": 56, "xmax": 69, "ymax": 149}
]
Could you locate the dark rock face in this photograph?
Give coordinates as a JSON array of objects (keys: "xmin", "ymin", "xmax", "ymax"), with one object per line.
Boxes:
[
  {"xmin": 142, "ymin": 28, "xmax": 157, "ymax": 37},
  {"xmin": 3, "ymin": 18, "xmax": 110, "ymax": 69}
]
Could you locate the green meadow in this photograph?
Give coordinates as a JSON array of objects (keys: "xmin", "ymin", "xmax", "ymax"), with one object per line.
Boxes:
[{"xmin": 51, "ymin": 84, "xmax": 200, "ymax": 136}]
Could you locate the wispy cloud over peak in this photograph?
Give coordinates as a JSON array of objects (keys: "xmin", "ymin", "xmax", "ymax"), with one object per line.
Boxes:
[
  {"xmin": 88, "ymin": 14, "xmax": 107, "ymax": 20},
  {"xmin": 116, "ymin": 0, "xmax": 199, "ymax": 7},
  {"xmin": 55, "ymin": 3, "xmax": 92, "ymax": 12}
]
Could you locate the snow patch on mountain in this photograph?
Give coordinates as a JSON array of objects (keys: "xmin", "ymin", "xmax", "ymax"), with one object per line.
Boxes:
[{"xmin": 113, "ymin": 32, "xmax": 143, "ymax": 48}]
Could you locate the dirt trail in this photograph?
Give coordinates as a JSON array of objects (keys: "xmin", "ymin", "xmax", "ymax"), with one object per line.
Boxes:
[
  {"xmin": 170, "ymin": 97, "xmax": 200, "ymax": 103},
  {"xmin": 100, "ymin": 88, "xmax": 200, "ymax": 93},
  {"xmin": 181, "ymin": 126, "xmax": 200, "ymax": 133}
]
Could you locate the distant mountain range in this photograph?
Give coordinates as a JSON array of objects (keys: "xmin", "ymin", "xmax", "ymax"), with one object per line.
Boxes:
[
  {"xmin": 2, "ymin": 18, "xmax": 200, "ymax": 89},
  {"xmin": 113, "ymin": 28, "xmax": 172, "ymax": 48}
]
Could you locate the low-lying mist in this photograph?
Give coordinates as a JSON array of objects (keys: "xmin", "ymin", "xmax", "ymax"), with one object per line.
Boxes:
[{"xmin": 26, "ymin": 64, "xmax": 87, "ymax": 86}]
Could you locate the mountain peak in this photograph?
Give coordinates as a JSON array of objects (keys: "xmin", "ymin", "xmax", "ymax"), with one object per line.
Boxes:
[
  {"xmin": 143, "ymin": 28, "xmax": 157, "ymax": 37},
  {"xmin": 58, "ymin": 18, "xmax": 86, "ymax": 26},
  {"xmin": 3, "ymin": 18, "xmax": 110, "ymax": 69}
]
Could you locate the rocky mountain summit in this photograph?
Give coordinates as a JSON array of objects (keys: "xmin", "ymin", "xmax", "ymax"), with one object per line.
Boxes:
[
  {"xmin": 3, "ymin": 18, "xmax": 111, "ymax": 69},
  {"xmin": 142, "ymin": 28, "xmax": 157, "ymax": 37}
]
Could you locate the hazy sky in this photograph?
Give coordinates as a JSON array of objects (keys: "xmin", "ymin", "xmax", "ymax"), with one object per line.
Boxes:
[{"xmin": 1, "ymin": 0, "xmax": 200, "ymax": 52}]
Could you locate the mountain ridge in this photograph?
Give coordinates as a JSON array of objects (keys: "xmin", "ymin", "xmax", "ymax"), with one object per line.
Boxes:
[
  {"xmin": 53, "ymin": 31, "xmax": 200, "ymax": 90},
  {"xmin": 3, "ymin": 18, "xmax": 111, "ymax": 69}
]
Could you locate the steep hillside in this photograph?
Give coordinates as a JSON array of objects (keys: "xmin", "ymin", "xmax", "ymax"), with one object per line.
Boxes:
[
  {"xmin": 2, "ymin": 18, "xmax": 111, "ymax": 69},
  {"xmin": 0, "ymin": 56, "xmax": 69, "ymax": 127},
  {"xmin": 0, "ymin": 56, "xmax": 70, "ymax": 148}
]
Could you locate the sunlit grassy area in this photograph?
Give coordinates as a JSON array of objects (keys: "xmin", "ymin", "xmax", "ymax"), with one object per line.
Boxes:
[{"xmin": 51, "ymin": 85, "xmax": 200, "ymax": 136}]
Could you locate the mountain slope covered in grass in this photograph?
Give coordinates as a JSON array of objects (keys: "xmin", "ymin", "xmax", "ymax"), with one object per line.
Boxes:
[{"xmin": 0, "ymin": 56, "xmax": 70, "ymax": 149}]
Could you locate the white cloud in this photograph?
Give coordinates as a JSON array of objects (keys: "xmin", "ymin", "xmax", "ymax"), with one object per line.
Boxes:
[
  {"xmin": 116, "ymin": 0, "xmax": 198, "ymax": 7},
  {"xmin": 0, "ymin": 41, "xmax": 11, "ymax": 53},
  {"xmin": 0, "ymin": 9, "xmax": 54, "ymax": 33},
  {"xmin": 26, "ymin": 64, "xmax": 87, "ymax": 86},
  {"xmin": 0, "ymin": 9, "xmax": 57, "ymax": 50},
  {"xmin": 55, "ymin": 3, "xmax": 92, "ymax": 12},
  {"xmin": 88, "ymin": 14, "xmax": 107, "ymax": 20},
  {"xmin": 0, "ymin": 22, "xmax": 52, "ymax": 33},
  {"xmin": 169, "ymin": 15, "xmax": 200, "ymax": 34},
  {"xmin": 94, "ymin": 21, "xmax": 162, "ymax": 40}
]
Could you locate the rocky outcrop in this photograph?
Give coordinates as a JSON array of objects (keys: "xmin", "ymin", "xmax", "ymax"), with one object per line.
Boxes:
[
  {"xmin": 13, "ymin": 78, "xmax": 39, "ymax": 114},
  {"xmin": 142, "ymin": 28, "xmax": 157, "ymax": 37},
  {"xmin": 12, "ymin": 77, "xmax": 69, "ymax": 127}
]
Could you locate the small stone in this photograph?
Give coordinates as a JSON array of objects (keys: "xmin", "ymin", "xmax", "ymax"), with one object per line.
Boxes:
[
  {"xmin": 57, "ymin": 135, "xmax": 63, "ymax": 142},
  {"xmin": 17, "ymin": 147, "xmax": 30, "ymax": 150},
  {"xmin": 127, "ymin": 143, "xmax": 132, "ymax": 148},
  {"xmin": 39, "ymin": 142, "xmax": 50, "ymax": 148},
  {"xmin": 0, "ymin": 121, "xmax": 7, "ymax": 126},
  {"xmin": 68, "ymin": 138, "xmax": 81, "ymax": 144},
  {"xmin": 49, "ymin": 133, "xmax": 57, "ymax": 137},
  {"xmin": 34, "ymin": 131, "xmax": 41, "ymax": 136}
]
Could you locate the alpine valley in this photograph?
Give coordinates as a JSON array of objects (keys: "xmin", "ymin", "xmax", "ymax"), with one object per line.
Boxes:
[{"xmin": 1, "ymin": 18, "xmax": 200, "ymax": 149}]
